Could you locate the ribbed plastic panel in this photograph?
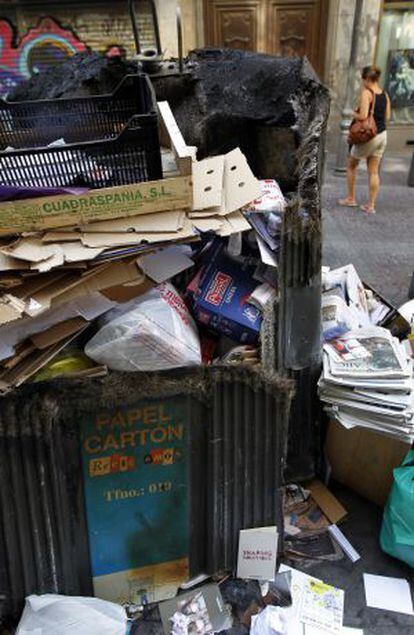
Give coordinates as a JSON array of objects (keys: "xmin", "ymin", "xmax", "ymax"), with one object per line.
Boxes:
[
  {"xmin": 206, "ymin": 371, "xmax": 293, "ymax": 572},
  {"xmin": 0, "ymin": 392, "xmax": 92, "ymax": 622}
]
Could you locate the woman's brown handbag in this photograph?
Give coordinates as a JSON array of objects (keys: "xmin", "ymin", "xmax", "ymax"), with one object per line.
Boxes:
[{"xmin": 348, "ymin": 92, "xmax": 377, "ymax": 145}]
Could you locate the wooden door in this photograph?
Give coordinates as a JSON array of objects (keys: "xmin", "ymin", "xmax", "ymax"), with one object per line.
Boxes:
[
  {"xmin": 203, "ymin": 0, "xmax": 328, "ymax": 77},
  {"xmin": 204, "ymin": 1, "xmax": 266, "ymax": 52},
  {"xmin": 267, "ymin": 0, "xmax": 328, "ymax": 76}
]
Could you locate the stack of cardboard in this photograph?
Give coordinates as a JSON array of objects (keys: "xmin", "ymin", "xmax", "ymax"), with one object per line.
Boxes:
[{"xmin": 0, "ymin": 103, "xmax": 262, "ymax": 392}]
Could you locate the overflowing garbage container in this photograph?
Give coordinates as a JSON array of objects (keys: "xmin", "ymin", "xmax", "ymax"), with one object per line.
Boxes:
[{"xmin": 0, "ymin": 48, "xmax": 330, "ymax": 627}]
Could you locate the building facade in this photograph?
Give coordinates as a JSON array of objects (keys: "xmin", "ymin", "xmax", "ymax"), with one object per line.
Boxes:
[{"xmin": 0, "ymin": 0, "xmax": 413, "ymax": 154}]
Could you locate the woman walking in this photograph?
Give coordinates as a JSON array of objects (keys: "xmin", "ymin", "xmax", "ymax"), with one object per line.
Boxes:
[{"xmin": 339, "ymin": 65, "xmax": 391, "ymax": 214}]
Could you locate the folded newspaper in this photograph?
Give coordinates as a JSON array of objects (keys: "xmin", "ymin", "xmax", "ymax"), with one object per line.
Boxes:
[{"xmin": 319, "ymin": 326, "xmax": 414, "ymax": 442}]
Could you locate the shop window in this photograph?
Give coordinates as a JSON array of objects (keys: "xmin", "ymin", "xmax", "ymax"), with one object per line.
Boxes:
[{"xmin": 376, "ymin": 6, "xmax": 414, "ymax": 123}]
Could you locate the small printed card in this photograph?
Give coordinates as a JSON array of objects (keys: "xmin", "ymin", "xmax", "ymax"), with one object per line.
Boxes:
[{"xmin": 237, "ymin": 526, "xmax": 278, "ymax": 581}]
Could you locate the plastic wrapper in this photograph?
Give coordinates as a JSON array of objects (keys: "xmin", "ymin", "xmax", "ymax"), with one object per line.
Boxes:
[
  {"xmin": 85, "ymin": 283, "xmax": 201, "ymax": 371},
  {"xmin": 250, "ymin": 606, "xmax": 288, "ymax": 635},
  {"xmin": 248, "ymin": 179, "xmax": 286, "ymax": 213},
  {"xmin": 321, "ymin": 295, "xmax": 360, "ymax": 341},
  {"xmin": 16, "ymin": 594, "xmax": 127, "ymax": 635}
]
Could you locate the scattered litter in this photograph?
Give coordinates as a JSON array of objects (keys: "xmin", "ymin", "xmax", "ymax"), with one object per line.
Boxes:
[
  {"xmin": 248, "ymin": 282, "xmax": 277, "ymax": 311},
  {"xmin": 158, "ymin": 583, "xmax": 232, "ymax": 634},
  {"xmin": 328, "ymin": 525, "xmax": 361, "ymax": 563},
  {"xmin": 137, "ymin": 245, "xmax": 194, "ymax": 283},
  {"xmin": 221, "ymin": 345, "xmax": 260, "ymax": 367},
  {"xmin": 250, "ymin": 605, "xmax": 287, "ymax": 635},
  {"xmin": 16, "ymin": 594, "xmax": 128, "ymax": 635},
  {"xmin": 305, "ymin": 480, "xmax": 347, "ymax": 526},
  {"xmin": 279, "ymin": 565, "xmax": 345, "ymax": 634},
  {"xmin": 363, "ymin": 573, "xmax": 414, "ymax": 615},
  {"xmin": 189, "ymin": 240, "xmax": 263, "ymax": 345},
  {"xmin": 85, "ymin": 283, "xmax": 202, "ymax": 372},
  {"xmin": 237, "ymin": 526, "xmax": 278, "ymax": 581}
]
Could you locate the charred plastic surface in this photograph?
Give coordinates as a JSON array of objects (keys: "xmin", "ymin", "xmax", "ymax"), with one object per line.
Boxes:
[
  {"xmin": 153, "ymin": 49, "xmax": 324, "ymax": 191},
  {"xmin": 7, "ymin": 52, "xmax": 138, "ymax": 102}
]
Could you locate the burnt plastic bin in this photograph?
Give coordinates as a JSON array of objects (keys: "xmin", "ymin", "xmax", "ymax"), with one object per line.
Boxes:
[
  {"xmin": 0, "ymin": 369, "xmax": 292, "ymax": 621},
  {"xmin": 0, "ymin": 52, "xmax": 330, "ymax": 623},
  {"xmin": 0, "ymin": 75, "xmax": 162, "ymax": 188}
]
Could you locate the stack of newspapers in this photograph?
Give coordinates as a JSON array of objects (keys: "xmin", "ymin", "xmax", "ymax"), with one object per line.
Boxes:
[{"xmin": 320, "ymin": 326, "xmax": 414, "ymax": 442}]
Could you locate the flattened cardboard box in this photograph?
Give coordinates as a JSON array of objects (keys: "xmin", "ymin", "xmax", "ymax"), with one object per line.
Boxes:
[
  {"xmin": 325, "ymin": 419, "xmax": 410, "ymax": 507},
  {"xmin": 0, "ymin": 176, "xmax": 192, "ymax": 236}
]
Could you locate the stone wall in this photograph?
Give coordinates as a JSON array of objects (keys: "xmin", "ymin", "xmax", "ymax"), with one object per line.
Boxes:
[{"xmin": 323, "ymin": 0, "xmax": 383, "ymax": 155}]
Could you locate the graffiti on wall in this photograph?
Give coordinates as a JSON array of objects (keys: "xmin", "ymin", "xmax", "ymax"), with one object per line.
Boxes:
[{"xmin": 0, "ymin": 17, "xmax": 87, "ymax": 97}]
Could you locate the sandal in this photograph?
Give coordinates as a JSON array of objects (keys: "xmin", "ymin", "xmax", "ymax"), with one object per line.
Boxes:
[
  {"xmin": 361, "ymin": 204, "xmax": 376, "ymax": 214},
  {"xmin": 338, "ymin": 198, "xmax": 358, "ymax": 208}
]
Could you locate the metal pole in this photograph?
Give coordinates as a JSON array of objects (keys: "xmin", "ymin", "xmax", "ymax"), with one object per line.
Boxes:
[
  {"xmin": 177, "ymin": 7, "xmax": 184, "ymax": 73},
  {"xmin": 149, "ymin": 0, "xmax": 162, "ymax": 55},
  {"xmin": 128, "ymin": 0, "xmax": 141, "ymax": 55},
  {"xmin": 334, "ymin": 0, "xmax": 364, "ymax": 173}
]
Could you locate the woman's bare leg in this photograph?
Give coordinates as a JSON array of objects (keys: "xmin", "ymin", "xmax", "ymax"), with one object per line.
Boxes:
[
  {"xmin": 366, "ymin": 156, "xmax": 381, "ymax": 211},
  {"xmin": 339, "ymin": 156, "xmax": 359, "ymax": 206}
]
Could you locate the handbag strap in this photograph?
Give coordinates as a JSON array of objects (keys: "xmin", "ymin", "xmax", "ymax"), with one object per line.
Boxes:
[{"xmin": 369, "ymin": 89, "xmax": 376, "ymax": 116}]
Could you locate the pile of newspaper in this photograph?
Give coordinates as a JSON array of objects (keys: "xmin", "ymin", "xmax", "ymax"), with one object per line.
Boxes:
[
  {"xmin": 320, "ymin": 265, "xmax": 414, "ymax": 442},
  {"xmin": 320, "ymin": 326, "xmax": 414, "ymax": 442}
]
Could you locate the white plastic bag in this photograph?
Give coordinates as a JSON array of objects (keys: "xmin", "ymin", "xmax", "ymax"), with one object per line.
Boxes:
[
  {"xmin": 16, "ymin": 594, "xmax": 127, "ymax": 635},
  {"xmin": 250, "ymin": 606, "xmax": 288, "ymax": 635},
  {"xmin": 85, "ymin": 283, "xmax": 201, "ymax": 371}
]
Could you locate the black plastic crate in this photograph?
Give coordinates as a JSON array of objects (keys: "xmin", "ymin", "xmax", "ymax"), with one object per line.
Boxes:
[
  {"xmin": 0, "ymin": 74, "xmax": 162, "ymax": 189},
  {"xmin": 0, "ymin": 116, "xmax": 162, "ymax": 189},
  {"xmin": 0, "ymin": 74, "xmax": 154, "ymax": 150}
]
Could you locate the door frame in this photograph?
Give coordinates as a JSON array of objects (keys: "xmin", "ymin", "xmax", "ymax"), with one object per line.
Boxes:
[{"xmin": 202, "ymin": 0, "xmax": 332, "ymax": 80}]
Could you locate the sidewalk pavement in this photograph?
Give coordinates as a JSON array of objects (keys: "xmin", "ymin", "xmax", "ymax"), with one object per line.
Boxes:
[{"xmin": 323, "ymin": 155, "xmax": 414, "ymax": 307}]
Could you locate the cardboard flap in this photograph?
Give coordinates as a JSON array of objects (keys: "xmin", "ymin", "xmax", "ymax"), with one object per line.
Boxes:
[
  {"xmin": 80, "ymin": 217, "xmax": 196, "ymax": 248},
  {"xmin": 158, "ymin": 101, "xmax": 196, "ymax": 176},
  {"xmin": 0, "ymin": 252, "xmax": 29, "ymax": 271},
  {"xmin": 102, "ymin": 278, "xmax": 153, "ymax": 303},
  {"xmin": 192, "ymin": 156, "xmax": 225, "ymax": 210},
  {"xmin": 221, "ymin": 148, "xmax": 261, "ymax": 215},
  {"xmin": 1, "ymin": 238, "xmax": 59, "ymax": 263},
  {"xmin": 0, "ymin": 177, "xmax": 193, "ymax": 236},
  {"xmin": 191, "ymin": 217, "xmax": 224, "ymax": 232},
  {"xmin": 0, "ymin": 294, "xmax": 26, "ymax": 324},
  {"xmin": 191, "ymin": 148, "xmax": 260, "ymax": 216},
  {"xmin": 217, "ymin": 211, "xmax": 251, "ymax": 236},
  {"xmin": 306, "ymin": 480, "xmax": 347, "ymax": 524},
  {"xmin": 30, "ymin": 316, "xmax": 88, "ymax": 349},
  {"xmin": 78, "ymin": 210, "xmax": 186, "ymax": 234},
  {"xmin": 138, "ymin": 246, "xmax": 194, "ymax": 283},
  {"xmin": 3, "ymin": 238, "xmax": 104, "ymax": 271}
]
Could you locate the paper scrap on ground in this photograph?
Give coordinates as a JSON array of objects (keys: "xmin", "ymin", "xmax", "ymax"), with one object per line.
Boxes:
[
  {"xmin": 279, "ymin": 565, "xmax": 344, "ymax": 634},
  {"xmin": 300, "ymin": 578, "xmax": 344, "ymax": 634},
  {"xmin": 328, "ymin": 525, "xmax": 360, "ymax": 563},
  {"xmin": 363, "ymin": 573, "xmax": 414, "ymax": 615},
  {"xmin": 237, "ymin": 526, "xmax": 278, "ymax": 581}
]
